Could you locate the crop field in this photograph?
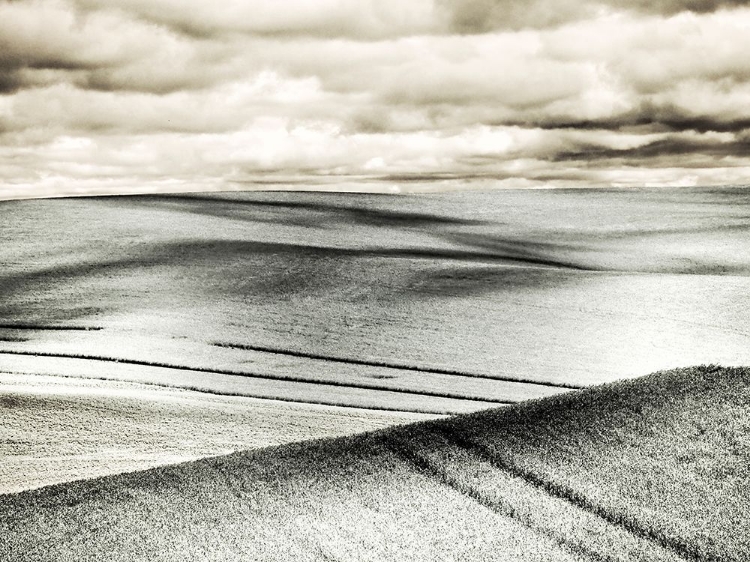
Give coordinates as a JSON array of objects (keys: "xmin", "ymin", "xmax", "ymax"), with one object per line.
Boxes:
[
  {"xmin": 2, "ymin": 187, "xmax": 750, "ymax": 392},
  {"xmin": 1, "ymin": 365, "xmax": 747, "ymax": 561},
  {"xmin": 0, "ymin": 372, "xmax": 433, "ymax": 494},
  {"xmin": 2, "ymin": 186, "xmax": 750, "ymax": 490}
]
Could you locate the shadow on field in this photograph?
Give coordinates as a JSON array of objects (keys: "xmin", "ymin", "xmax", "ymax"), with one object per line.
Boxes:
[
  {"xmin": 125, "ymin": 193, "xmax": 488, "ymax": 230},
  {"xmin": 10, "ymin": 188, "xmax": 750, "ymax": 329},
  {"xmin": 125, "ymin": 192, "xmax": 750, "ymax": 263},
  {"xmin": 0, "ymin": 234, "xmax": 592, "ymax": 321},
  {"xmin": 1, "ymin": 192, "xmax": 604, "ymax": 325}
]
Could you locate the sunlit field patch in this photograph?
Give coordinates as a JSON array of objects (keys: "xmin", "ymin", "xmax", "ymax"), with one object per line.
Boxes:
[{"xmin": 0, "ymin": 372, "xmax": 434, "ymax": 494}]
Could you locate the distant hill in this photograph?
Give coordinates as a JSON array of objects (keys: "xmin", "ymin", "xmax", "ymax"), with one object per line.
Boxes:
[{"xmin": 2, "ymin": 365, "xmax": 748, "ymax": 561}]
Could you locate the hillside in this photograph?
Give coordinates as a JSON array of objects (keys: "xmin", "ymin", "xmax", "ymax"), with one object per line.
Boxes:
[
  {"xmin": 3, "ymin": 188, "xmax": 750, "ymax": 413},
  {"xmin": 0, "ymin": 372, "xmax": 433, "ymax": 495},
  {"xmin": 2, "ymin": 365, "xmax": 748, "ymax": 561}
]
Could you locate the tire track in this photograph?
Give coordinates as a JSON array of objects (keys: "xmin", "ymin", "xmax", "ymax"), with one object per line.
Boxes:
[
  {"xmin": 0, "ymin": 349, "xmax": 511, "ymax": 407},
  {"xmin": 213, "ymin": 341, "xmax": 581, "ymax": 390},
  {"xmin": 0, "ymin": 369, "xmax": 448, "ymax": 415},
  {"xmin": 430, "ymin": 424, "xmax": 699, "ymax": 562},
  {"xmin": 384, "ymin": 433, "xmax": 608, "ymax": 562}
]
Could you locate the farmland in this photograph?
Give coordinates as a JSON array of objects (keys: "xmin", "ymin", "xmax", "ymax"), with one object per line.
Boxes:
[
  {"xmin": 1, "ymin": 365, "xmax": 747, "ymax": 561},
  {"xmin": 2, "ymin": 187, "xmax": 750, "ymax": 398},
  {"xmin": 0, "ymin": 372, "xmax": 433, "ymax": 495},
  {"xmin": 2, "ymin": 186, "xmax": 750, "ymax": 490}
]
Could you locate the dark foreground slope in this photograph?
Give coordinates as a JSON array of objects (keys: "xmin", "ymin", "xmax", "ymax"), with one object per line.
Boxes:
[{"xmin": 2, "ymin": 366, "xmax": 748, "ymax": 562}]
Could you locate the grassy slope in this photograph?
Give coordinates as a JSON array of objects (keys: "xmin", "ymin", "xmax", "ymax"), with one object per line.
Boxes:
[
  {"xmin": 2, "ymin": 365, "xmax": 748, "ymax": 561},
  {"xmin": 0, "ymin": 372, "xmax": 434, "ymax": 495}
]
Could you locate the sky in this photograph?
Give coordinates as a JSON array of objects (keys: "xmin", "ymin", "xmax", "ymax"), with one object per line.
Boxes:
[{"xmin": 1, "ymin": 0, "xmax": 749, "ymax": 198}]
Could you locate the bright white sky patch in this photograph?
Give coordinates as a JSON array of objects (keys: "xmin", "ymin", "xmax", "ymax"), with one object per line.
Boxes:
[{"xmin": 0, "ymin": 0, "xmax": 749, "ymax": 198}]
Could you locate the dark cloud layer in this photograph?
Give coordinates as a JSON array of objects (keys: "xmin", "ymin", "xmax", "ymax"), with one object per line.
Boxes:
[
  {"xmin": 554, "ymin": 134, "xmax": 750, "ymax": 162},
  {"xmin": 510, "ymin": 104, "xmax": 750, "ymax": 134},
  {"xmin": 442, "ymin": 0, "xmax": 750, "ymax": 32}
]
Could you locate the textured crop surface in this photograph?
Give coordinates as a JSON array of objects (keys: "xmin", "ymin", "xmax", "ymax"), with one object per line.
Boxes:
[
  {"xmin": 2, "ymin": 187, "xmax": 750, "ymax": 412},
  {"xmin": 1, "ymin": 365, "xmax": 747, "ymax": 561},
  {"xmin": 0, "ymin": 373, "xmax": 434, "ymax": 494},
  {"xmin": 4, "ymin": 187, "xmax": 749, "ymax": 491}
]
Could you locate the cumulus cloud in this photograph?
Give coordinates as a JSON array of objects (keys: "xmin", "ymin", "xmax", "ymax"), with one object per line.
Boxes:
[
  {"xmin": 0, "ymin": 0, "xmax": 748, "ymax": 198},
  {"xmin": 70, "ymin": 0, "xmax": 750, "ymax": 36},
  {"xmin": 0, "ymin": 1, "xmax": 179, "ymax": 89},
  {"xmin": 71, "ymin": 0, "xmax": 438, "ymax": 39},
  {"xmin": 438, "ymin": 0, "xmax": 750, "ymax": 32}
]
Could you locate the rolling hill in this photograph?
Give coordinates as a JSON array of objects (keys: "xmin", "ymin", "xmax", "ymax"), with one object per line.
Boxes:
[
  {"xmin": 2, "ymin": 188, "xmax": 750, "ymax": 412},
  {"xmin": 0, "ymin": 372, "xmax": 433, "ymax": 495},
  {"xmin": 2, "ymin": 365, "xmax": 747, "ymax": 561}
]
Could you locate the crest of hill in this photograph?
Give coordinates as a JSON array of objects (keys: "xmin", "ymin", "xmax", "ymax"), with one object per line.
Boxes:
[{"xmin": 1, "ymin": 365, "xmax": 748, "ymax": 561}]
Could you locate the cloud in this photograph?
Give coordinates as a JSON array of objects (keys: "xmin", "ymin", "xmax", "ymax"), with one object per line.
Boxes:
[
  {"xmin": 553, "ymin": 130, "xmax": 748, "ymax": 162},
  {"xmin": 0, "ymin": 0, "xmax": 216, "ymax": 94},
  {"xmin": 71, "ymin": 0, "xmax": 439, "ymax": 39},
  {"xmin": 69, "ymin": 0, "xmax": 750, "ymax": 38},
  {"xmin": 438, "ymin": 0, "xmax": 750, "ymax": 32},
  {"xmin": 0, "ymin": 0, "xmax": 749, "ymax": 198}
]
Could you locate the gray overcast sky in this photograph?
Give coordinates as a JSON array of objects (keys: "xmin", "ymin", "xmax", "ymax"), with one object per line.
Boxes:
[{"xmin": 1, "ymin": 0, "xmax": 749, "ymax": 198}]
